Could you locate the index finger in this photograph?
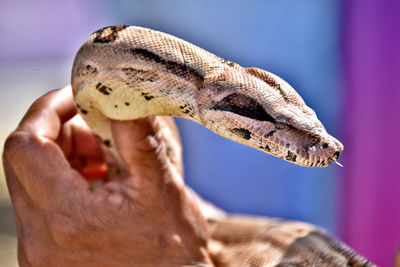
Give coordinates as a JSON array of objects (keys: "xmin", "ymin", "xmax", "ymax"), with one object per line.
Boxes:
[
  {"xmin": 3, "ymin": 86, "xmax": 90, "ymax": 210},
  {"xmin": 18, "ymin": 86, "xmax": 76, "ymax": 140}
]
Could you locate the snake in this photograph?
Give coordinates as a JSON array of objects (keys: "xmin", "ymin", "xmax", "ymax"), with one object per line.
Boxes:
[{"xmin": 71, "ymin": 26, "xmax": 372, "ymax": 266}]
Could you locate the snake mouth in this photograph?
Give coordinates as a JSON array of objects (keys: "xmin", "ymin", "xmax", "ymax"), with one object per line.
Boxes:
[
  {"xmin": 325, "ymin": 151, "xmax": 342, "ymax": 166},
  {"xmin": 259, "ymin": 139, "xmax": 343, "ymax": 167},
  {"xmin": 332, "ymin": 151, "xmax": 341, "ymax": 161},
  {"xmin": 241, "ymin": 126, "xmax": 343, "ymax": 167},
  {"xmin": 255, "ymin": 144, "xmax": 335, "ymax": 167},
  {"xmin": 293, "ymin": 150, "xmax": 342, "ymax": 167}
]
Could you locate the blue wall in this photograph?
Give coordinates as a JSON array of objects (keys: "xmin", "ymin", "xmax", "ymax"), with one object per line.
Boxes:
[{"xmin": 109, "ymin": 0, "xmax": 341, "ymax": 233}]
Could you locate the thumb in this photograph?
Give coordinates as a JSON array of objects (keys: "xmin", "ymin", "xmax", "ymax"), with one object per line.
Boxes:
[{"xmin": 111, "ymin": 116, "xmax": 172, "ymax": 180}]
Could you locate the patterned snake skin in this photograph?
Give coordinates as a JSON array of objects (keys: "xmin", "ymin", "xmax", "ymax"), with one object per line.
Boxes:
[{"xmin": 71, "ymin": 26, "xmax": 373, "ymax": 266}]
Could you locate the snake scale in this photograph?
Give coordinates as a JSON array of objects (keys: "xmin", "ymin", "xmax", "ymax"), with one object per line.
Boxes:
[{"xmin": 71, "ymin": 26, "xmax": 372, "ymax": 266}]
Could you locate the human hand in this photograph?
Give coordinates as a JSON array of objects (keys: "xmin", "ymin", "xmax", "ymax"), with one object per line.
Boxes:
[{"xmin": 3, "ymin": 86, "xmax": 213, "ymax": 267}]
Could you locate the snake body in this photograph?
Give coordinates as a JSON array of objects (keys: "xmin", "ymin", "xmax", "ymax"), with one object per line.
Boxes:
[{"xmin": 71, "ymin": 26, "xmax": 372, "ymax": 266}]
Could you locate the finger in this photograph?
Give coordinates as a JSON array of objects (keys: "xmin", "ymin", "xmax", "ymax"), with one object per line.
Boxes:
[
  {"xmin": 57, "ymin": 115, "xmax": 104, "ymax": 166},
  {"xmin": 3, "ymin": 87, "xmax": 90, "ymax": 209},
  {"xmin": 158, "ymin": 117, "xmax": 183, "ymax": 177},
  {"xmin": 3, "ymin": 155, "xmax": 38, "ymax": 221},
  {"xmin": 161, "ymin": 117, "xmax": 181, "ymax": 145},
  {"xmin": 57, "ymin": 115, "xmax": 106, "ymax": 182},
  {"xmin": 3, "ymin": 130, "xmax": 90, "ymax": 210},
  {"xmin": 2, "ymin": 156, "xmax": 52, "ymax": 254},
  {"xmin": 18, "ymin": 86, "xmax": 76, "ymax": 141},
  {"xmin": 111, "ymin": 117, "xmax": 176, "ymax": 184}
]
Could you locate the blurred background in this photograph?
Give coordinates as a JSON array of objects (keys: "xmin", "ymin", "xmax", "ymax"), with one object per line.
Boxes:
[{"xmin": 0, "ymin": 0, "xmax": 398, "ymax": 266}]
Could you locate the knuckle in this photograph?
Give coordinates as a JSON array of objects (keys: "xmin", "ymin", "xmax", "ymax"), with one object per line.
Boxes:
[
  {"xmin": 130, "ymin": 135, "xmax": 163, "ymax": 162},
  {"xmin": 3, "ymin": 131, "xmax": 37, "ymax": 163},
  {"xmin": 140, "ymin": 135, "xmax": 161, "ymax": 153},
  {"xmin": 31, "ymin": 89, "xmax": 59, "ymax": 108}
]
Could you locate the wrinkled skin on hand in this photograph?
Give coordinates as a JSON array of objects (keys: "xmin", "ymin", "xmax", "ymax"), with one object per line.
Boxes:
[{"xmin": 3, "ymin": 86, "xmax": 213, "ymax": 267}]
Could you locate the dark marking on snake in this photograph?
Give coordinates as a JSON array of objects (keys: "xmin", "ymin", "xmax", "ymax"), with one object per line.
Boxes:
[
  {"xmin": 305, "ymin": 134, "xmax": 322, "ymax": 152},
  {"xmin": 129, "ymin": 48, "xmax": 204, "ymax": 86},
  {"xmin": 213, "ymin": 93, "xmax": 275, "ymax": 122},
  {"xmin": 179, "ymin": 104, "xmax": 195, "ymax": 117},
  {"xmin": 114, "ymin": 105, "xmax": 118, "ymax": 108},
  {"xmin": 312, "ymin": 135, "xmax": 322, "ymax": 146},
  {"xmin": 122, "ymin": 68, "xmax": 158, "ymax": 82},
  {"xmin": 267, "ymin": 130, "xmax": 275, "ymax": 137},
  {"xmin": 286, "ymin": 151, "xmax": 297, "ymax": 162},
  {"xmin": 93, "ymin": 25, "xmax": 128, "ymax": 43},
  {"xmin": 94, "ymin": 134, "xmax": 112, "ymax": 148},
  {"xmin": 207, "ymin": 75, "xmax": 235, "ymax": 93},
  {"xmin": 103, "ymin": 140, "xmax": 111, "ymax": 147},
  {"xmin": 248, "ymin": 69, "xmax": 290, "ymax": 102},
  {"xmin": 230, "ymin": 128, "xmax": 251, "ymax": 140},
  {"xmin": 86, "ymin": 65, "xmax": 97, "ymax": 73},
  {"xmin": 278, "ymin": 231, "xmax": 373, "ymax": 266},
  {"xmin": 77, "ymin": 65, "xmax": 98, "ymax": 77},
  {"xmin": 141, "ymin": 92, "xmax": 155, "ymax": 101},
  {"xmin": 264, "ymin": 76, "xmax": 281, "ymax": 90},
  {"xmin": 96, "ymin": 82, "xmax": 112, "ymax": 95},
  {"xmin": 76, "ymin": 103, "xmax": 88, "ymax": 115},
  {"xmin": 125, "ymin": 102, "xmax": 130, "ymax": 106},
  {"xmin": 259, "ymin": 145, "xmax": 271, "ymax": 152}
]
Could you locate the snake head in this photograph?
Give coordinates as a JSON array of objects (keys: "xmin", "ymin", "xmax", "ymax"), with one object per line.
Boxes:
[{"xmin": 198, "ymin": 67, "xmax": 343, "ymax": 167}]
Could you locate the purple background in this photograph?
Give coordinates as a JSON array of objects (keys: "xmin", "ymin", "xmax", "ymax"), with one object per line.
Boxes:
[
  {"xmin": 0, "ymin": 0, "xmax": 399, "ymax": 265},
  {"xmin": 342, "ymin": 0, "xmax": 400, "ymax": 265}
]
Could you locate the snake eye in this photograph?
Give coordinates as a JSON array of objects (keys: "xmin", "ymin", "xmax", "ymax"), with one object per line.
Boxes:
[{"xmin": 274, "ymin": 118, "xmax": 287, "ymax": 130}]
